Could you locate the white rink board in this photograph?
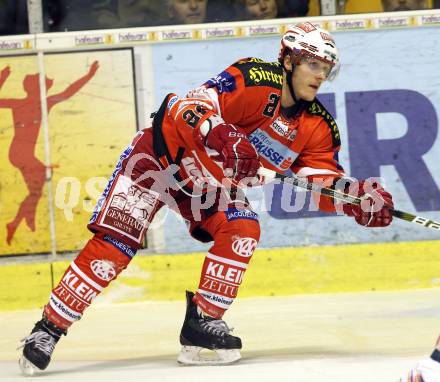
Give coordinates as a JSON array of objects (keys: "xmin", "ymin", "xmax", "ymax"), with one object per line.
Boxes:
[
  {"xmin": 142, "ymin": 26, "xmax": 440, "ymax": 252},
  {"xmin": 2, "ymin": 289, "xmax": 439, "ymax": 381}
]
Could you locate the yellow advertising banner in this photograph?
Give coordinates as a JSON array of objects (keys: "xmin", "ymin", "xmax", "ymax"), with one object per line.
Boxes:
[{"xmin": 0, "ymin": 49, "xmax": 137, "ymax": 255}]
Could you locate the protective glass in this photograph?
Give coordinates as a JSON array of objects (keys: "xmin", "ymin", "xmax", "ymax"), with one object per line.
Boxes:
[
  {"xmin": 300, "ymin": 56, "xmax": 332, "ymax": 80},
  {"xmin": 300, "ymin": 56, "xmax": 340, "ymax": 82}
]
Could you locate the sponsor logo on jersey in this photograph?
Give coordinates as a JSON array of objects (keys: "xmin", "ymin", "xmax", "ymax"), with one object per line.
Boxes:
[
  {"xmin": 309, "ymin": 101, "xmax": 341, "ymax": 147},
  {"xmin": 236, "ymin": 57, "xmax": 278, "ymax": 66},
  {"xmin": 90, "ymin": 260, "xmax": 117, "ymax": 282},
  {"xmin": 205, "ymin": 71, "xmax": 236, "ymax": 94},
  {"xmin": 248, "ymin": 66, "xmax": 283, "ymax": 86},
  {"xmin": 225, "ymin": 207, "xmax": 258, "ymax": 222},
  {"xmin": 233, "ymin": 58, "xmax": 282, "ymax": 88},
  {"xmin": 269, "ymin": 117, "xmax": 297, "ymax": 141},
  {"xmin": 280, "ymin": 157, "xmax": 293, "ymax": 170},
  {"xmin": 232, "ymin": 237, "xmax": 257, "ymax": 257},
  {"xmin": 249, "ymin": 129, "xmax": 298, "ymax": 170}
]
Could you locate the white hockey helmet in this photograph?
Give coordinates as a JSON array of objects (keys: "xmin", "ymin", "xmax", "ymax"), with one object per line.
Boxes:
[{"xmin": 279, "ymin": 22, "xmax": 340, "ymax": 81}]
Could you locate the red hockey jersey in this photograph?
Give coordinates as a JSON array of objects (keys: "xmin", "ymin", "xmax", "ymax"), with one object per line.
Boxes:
[{"xmin": 151, "ymin": 57, "xmax": 345, "ymax": 211}]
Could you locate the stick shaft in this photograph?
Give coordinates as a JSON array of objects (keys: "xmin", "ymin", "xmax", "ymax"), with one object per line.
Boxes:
[{"xmin": 260, "ymin": 169, "xmax": 440, "ymax": 231}]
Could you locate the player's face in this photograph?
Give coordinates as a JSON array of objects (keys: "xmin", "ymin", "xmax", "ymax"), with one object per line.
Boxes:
[
  {"xmin": 382, "ymin": 0, "xmax": 427, "ymax": 11},
  {"xmin": 291, "ymin": 57, "xmax": 331, "ymax": 101},
  {"xmin": 169, "ymin": 0, "xmax": 207, "ymax": 24},
  {"xmin": 244, "ymin": 0, "xmax": 278, "ymax": 20}
]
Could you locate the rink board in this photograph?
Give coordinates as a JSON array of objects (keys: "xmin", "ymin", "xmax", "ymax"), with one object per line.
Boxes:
[{"xmin": 1, "ymin": 240, "xmax": 439, "ymax": 311}]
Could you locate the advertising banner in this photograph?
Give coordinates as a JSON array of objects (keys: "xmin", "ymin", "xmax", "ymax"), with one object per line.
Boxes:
[{"xmin": 0, "ymin": 49, "xmax": 137, "ymax": 255}]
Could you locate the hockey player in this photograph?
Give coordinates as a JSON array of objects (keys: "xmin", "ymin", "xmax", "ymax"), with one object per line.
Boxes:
[{"xmin": 19, "ymin": 22, "xmax": 394, "ymax": 375}]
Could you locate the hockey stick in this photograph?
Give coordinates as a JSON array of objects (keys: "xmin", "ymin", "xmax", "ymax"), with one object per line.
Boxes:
[{"xmin": 257, "ymin": 168, "xmax": 440, "ymax": 230}]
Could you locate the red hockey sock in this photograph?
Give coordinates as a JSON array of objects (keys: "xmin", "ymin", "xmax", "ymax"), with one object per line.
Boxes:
[
  {"xmin": 194, "ymin": 210, "xmax": 260, "ymax": 318},
  {"xmin": 44, "ymin": 234, "xmax": 133, "ymax": 330}
]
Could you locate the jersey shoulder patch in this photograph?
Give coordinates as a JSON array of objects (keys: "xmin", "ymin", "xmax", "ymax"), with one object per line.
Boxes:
[
  {"xmin": 232, "ymin": 57, "xmax": 283, "ymax": 90},
  {"xmin": 307, "ymin": 99, "xmax": 341, "ymax": 148}
]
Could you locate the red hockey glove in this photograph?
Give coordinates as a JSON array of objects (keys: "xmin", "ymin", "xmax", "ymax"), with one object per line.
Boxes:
[
  {"xmin": 195, "ymin": 122, "xmax": 260, "ymax": 182},
  {"xmin": 342, "ymin": 179, "xmax": 394, "ymax": 227}
]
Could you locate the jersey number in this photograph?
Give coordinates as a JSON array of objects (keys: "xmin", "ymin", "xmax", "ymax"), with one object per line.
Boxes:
[
  {"xmin": 263, "ymin": 93, "xmax": 280, "ymax": 118},
  {"xmin": 182, "ymin": 105, "xmax": 206, "ymax": 128}
]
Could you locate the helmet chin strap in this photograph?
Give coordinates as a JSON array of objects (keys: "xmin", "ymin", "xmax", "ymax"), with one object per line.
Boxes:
[
  {"xmin": 283, "ymin": 61, "xmax": 299, "ymax": 104},
  {"xmin": 281, "ymin": 58, "xmax": 308, "ymax": 119}
]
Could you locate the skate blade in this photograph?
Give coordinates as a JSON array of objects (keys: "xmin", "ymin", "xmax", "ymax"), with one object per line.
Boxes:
[
  {"xmin": 19, "ymin": 355, "xmax": 39, "ymax": 377},
  {"xmin": 177, "ymin": 345, "xmax": 241, "ymax": 366}
]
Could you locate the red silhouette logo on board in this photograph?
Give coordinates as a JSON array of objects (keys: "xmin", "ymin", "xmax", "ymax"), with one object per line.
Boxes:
[{"xmin": 0, "ymin": 61, "xmax": 99, "ymax": 245}]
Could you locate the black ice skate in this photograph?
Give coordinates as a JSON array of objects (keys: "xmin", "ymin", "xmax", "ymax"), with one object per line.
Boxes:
[
  {"xmin": 178, "ymin": 291, "xmax": 242, "ymax": 365},
  {"xmin": 18, "ymin": 316, "xmax": 66, "ymax": 376}
]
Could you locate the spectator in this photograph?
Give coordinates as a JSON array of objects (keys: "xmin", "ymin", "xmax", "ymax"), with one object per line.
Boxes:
[
  {"xmin": 381, "ymin": 0, "xmax": 430, "ymax": 11},
  {"xmin": 118, "ymin": 0, "xmax": 162, "ymax": 28},
  {"xmin": 234, "ymin": 0, "xmax": 279, "ymax": 20},
  {"xmin": 164, "ymin": 0, "xmax": 208, "ymax": 25}
]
